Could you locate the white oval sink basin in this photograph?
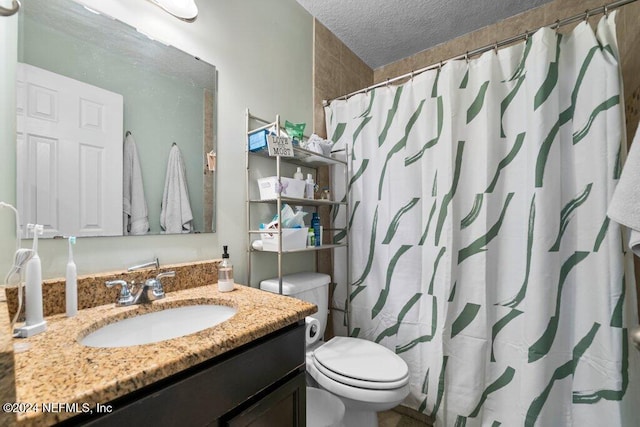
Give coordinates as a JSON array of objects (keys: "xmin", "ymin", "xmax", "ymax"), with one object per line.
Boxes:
[{"xmin": 81, "ymin": 305, "xmax": 237, "ymax": 348}]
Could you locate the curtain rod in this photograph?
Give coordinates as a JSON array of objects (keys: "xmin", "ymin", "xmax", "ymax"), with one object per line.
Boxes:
[{"xmin": 324, "ymin": 0, "xmax": 637, "ymax": 106}]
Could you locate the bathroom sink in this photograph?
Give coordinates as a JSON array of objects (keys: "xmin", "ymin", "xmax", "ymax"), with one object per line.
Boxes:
[{"xmin": 80, "ymin": 304, "xmax": 237, "ymax": 348}]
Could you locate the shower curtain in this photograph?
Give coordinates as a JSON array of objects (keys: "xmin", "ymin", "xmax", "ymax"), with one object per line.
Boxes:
[{"xmin": 326, "ymin": 14, "xmax": 639, "ymax": 426}]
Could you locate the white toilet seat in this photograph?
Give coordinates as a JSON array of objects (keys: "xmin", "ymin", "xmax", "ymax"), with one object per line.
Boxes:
[
  {"xmin": 306, "ymin": 337, "xmax": 410, "ymax": 405},
  {"xmin": 312, "ymin": 337, "xmax": 409, "ymax": 388}
]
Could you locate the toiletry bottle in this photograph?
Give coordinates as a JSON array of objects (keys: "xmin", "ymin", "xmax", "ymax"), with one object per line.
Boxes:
[
  {"xmin": 218, "ymin": 246, "xmax": 234, "ymax": 292},
  {"xmin": 294, "ymin": 167, "xmax": 304, "ymax": 181},
  {"xmin": 66, "ymin": 236, "xmax": 77, "ymax": 317},
  {"xmin": 305, "ymin": 173, "xmax": 315, "ymax": 199},
  {"xmin": 311, "ymin": 213, "xmax": 321, "ymax": 247}
]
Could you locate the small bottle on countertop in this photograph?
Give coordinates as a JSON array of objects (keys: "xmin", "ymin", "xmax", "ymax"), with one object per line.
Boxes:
[
  {"xmin": 311, "ymin": 213, "xmax": 321, "ymax": 247},
  {"xmin": 218, "ymin": 246, "xmax": 234, "ymax": 292},
  {"xmin": 293, "ymin": 167, "xmax": 304, "ymax": 181}
]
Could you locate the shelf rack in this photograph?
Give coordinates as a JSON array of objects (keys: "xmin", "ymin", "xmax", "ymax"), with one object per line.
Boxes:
[{"xmin": 245, "ymin": 109, "xmax": 349, "ymax": 302}]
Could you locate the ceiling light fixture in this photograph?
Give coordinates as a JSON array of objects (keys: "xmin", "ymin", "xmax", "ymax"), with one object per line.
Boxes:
[{"xmin": 149, "ymin": 0, "xmax": 198, "ymax": 22}]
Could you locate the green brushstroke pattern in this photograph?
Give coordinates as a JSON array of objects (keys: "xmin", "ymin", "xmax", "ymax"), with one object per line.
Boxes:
[
  {"xmin": 468, "ymin": 366, "xmax": 516, "ymax": 417},
  {"xmin": 573, "ymin": 328, "xmax": 628, "ymax": 403},
  {"xmin": 593, "ymin": 217, "xmax": 610, "ymax": 252},
  {"xmin": 507, "ymin": 37, "xmax": 532, "ymax": 82},
  {"xmin": 419, "ymin": 199, "xmax": 438, "ymax": 246},
  {"xmin": 535, "ymin": 46, "xmax": 599, "ymax": 187},
  {"xmin": 610, "ymin": 275, "xmax": 625, "ymax": 328},
  {"xmin": 451, "ymin": 303, "xmax": 481, "ymax": 338},
  {"xmin": 491, "ymin": 309, "xmax": 523, "ymax": 362},
  {"xmin": 405, "ymin": 97, "xmax": 444, "ymax": 166},
  {"xmin": 378, "ymin": 100, "xmax": 426, "ymax": 200},
  {"xmin": 549, "ymin": 184, "xmax": 593, "ymax": 252},
  {"xmin": 382, "ymin": 198, "xmax": 421, "ymax": 244},
  {"xmin": 486, "ymin": 132, "xmax": 526, "ymax": 193},
  {"xmin": 525, "ymin": 323, "xmax": 600, "ymax": 427},
  {"xmin": 460, "ymin": 69, "xmax": 469, "ymax": 89},
  {"xmin": 572, "ymin": 95, "xmax": 620, "ymax": 145},
  {"xmin": 467, "ymin": 81, "xmax": 491, "ymax": 124},
  {"xmin": 534, "ymin": 36, "xmax": 562, "ymax": 111},
  {"xmin": 432, "ymin": 170, "xmax": 438, "ymax": 197},
  {"xmin": 372, "ymin": 245, "xmax": 413, "ymax": 319},
  {"xmin": 448, "ymin": 282, "xmax": 457, "ymax": 302},
  {"xmin": 429, "ymin": 247, "xmax": 447, "ymax": 295},
  {"xmin": 435, "ymin": 140, "xmax": 466, "ymax": 245},
  {"xmin": 461, "ymin": 194, "xmax": 484, "ymax": 230},
  {"xmin": 331, "ymin": 123, "xmax": 347, "ymax": 143},
  {"xmin": 378, "ymin": 86, "xmax": 404, "ymax": 147},
  {"xmin": 528, "ymin": 251, "xmax": 590, "ymax": 363},
  {"xmin": 397, "ymin": 297, "xmax": 438, "ymax": 353},
  {"xmin": 348, "ymin": 159, "xmax": 369, "ymax": 194},
  {"xmin": 430, "ymin": 356, "xmax": 449, "ymax": 418},
  {"xmin": 500, "ymin": 76, "xmax": 525, "ymax": 137},
  {"xmin": 375, "ymin": 292, "xmax": 422, "ymax": 342},
  {"xmin": 350, "ymin": 207, "xmax": 379, "ymax": 298},
  {"xmin": 497, "ymin": 194, "xmax": 535, "ymax": 308},
  {"xmin": 458, "ymin": 192, "xmax": 515, "ymax": 264}
]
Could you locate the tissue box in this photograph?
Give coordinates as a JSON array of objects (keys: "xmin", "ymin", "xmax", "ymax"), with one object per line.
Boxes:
[
  {"xmin": 261, "ymin": 228, "xmax": 308, "ymax": 251},
  {"xmin": 257, "ymin": 176, "xmax": 305, "ymax": 200},
  {"xmin": 248, "ymin": 129, "xmax": 270, "ymax": 152}
]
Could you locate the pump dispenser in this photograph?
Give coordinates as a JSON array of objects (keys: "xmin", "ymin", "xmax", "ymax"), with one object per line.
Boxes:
[
  {"xmin": 293, "ymin": 167, "xmax": 304, "ymax": 181},
  {"xmin": 16, "ymin": 224, "xmax": 47, "ymax": 337},
  {"xmin": 218, "ymin": 246, "xmax": 234, "ymax": 292}
]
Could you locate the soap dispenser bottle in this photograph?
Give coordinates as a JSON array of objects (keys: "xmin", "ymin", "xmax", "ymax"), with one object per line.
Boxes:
[
  {"xmin": 293, "ymin": 167, "xmax": 304, "ymax": 181},
  {"xmin": 218, "ymin": 246, "xmax": 234, "ymax": 292}
]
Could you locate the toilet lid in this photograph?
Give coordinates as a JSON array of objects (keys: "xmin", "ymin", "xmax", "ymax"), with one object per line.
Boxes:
[{"xmin": 312, "ymin": 337, "xmax": 409, "ymax": 389}]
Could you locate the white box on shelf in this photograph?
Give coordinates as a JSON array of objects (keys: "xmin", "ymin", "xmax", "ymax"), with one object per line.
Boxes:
[
  {"xmin": 257, "ymin": 176, "xmax": 305, "ymax": 200},
  {"xmin": 261, "ymin": 228, "xmax": 308, "ymax": 251}
]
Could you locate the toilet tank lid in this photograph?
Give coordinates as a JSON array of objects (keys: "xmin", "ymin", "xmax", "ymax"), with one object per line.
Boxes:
[{"xmin": 260, "ymin": 272, "xmax": 331, "ymax": 295}]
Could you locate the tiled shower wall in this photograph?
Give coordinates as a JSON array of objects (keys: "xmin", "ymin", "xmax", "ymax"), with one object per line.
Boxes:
[{"xmin": 313, "ymin": 0, "xmax": 640, "ymax": 324}]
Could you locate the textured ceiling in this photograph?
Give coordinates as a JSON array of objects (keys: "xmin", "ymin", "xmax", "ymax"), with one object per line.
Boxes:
[{"xmin": 297, "ymin": 0, "xmax": 554, "ymax": 69}]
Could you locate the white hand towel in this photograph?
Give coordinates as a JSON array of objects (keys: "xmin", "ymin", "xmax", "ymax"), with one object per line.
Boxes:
[
  {"xmin": 160, "ymin": 144, "xmax": 193, "ymax": 233},
  {"xmin": 122, "ymin": 133, "xmax": 149, "ymax": 235},
  {"xmin": 608, "ymin": 129, "xmax": 640, "ymax": 255}
]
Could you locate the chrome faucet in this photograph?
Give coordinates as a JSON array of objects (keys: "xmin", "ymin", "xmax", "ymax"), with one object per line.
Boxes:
[{"xmin": 105, "ymin": 258, "xmax": 175, "ymax": 306}]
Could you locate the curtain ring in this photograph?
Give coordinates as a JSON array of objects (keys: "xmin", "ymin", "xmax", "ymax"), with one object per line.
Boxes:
[
  {"xmin": 494, "ymin": 41, "xmax": 498, "ymax": 55},
  {"xmin": 524, "ymin": 30, "xmax": 529, "ymax": 42},
  {"xmin": 386, "ymin": 78, "xmax": 390, "ymax": 88},
  {"xmin": 410, "ymin": 70, "xmax": 414, "ymax": 81},
  {"xmin": 554, "ymin": 19, "xmax": 561, "ymax": 32},
  {"xmin": 465, "ymin": 51, "xmax": 469, "ymax": 64},
  {"xmin": 604, "ymin": 5, "xmax": 609, "ymax": 17},
  {"xmin": 584, "ymin": 9, "xmax": 590, "ymax": 22},
  {"xmin": 439, "ymin": 61, "xmax": 443, "ymax": 70}
]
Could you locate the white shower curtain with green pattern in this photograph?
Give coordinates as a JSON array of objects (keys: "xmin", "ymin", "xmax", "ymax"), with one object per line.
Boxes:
[{"xmin": 326, "ymin": 14, "xmax": 639, "ymax": 426}]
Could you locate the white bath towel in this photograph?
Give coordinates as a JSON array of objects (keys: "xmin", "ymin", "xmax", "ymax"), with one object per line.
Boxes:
[
  {"xmin": 608, "ymin": 129, "xmax": 640, "ymax": 255},
  {"xmin": 160, "ymin": 144, "xmax": 193, "ymax": 233},
  {"xmin": 123, "ymin": 133, "xmax": 149, "ymax": 235}
]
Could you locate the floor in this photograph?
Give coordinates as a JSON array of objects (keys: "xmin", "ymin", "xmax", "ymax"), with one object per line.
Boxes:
[{"xmin": 378, "ymin": 407, "xmax": 431, "ymax": 426}]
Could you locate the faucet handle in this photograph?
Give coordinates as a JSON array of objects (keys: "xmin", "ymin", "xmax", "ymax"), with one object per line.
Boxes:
[
  {"xmin": 105, "ymin": 280, "xmax": 134, "ymax": 306},
  {"xmin": 149, "ymin": 271, "xmax": 174, "ymax": 298}
]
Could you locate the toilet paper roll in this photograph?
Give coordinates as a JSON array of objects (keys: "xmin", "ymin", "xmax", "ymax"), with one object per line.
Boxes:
[{"xmin": 305, "ymin": 317, "xmax": 321, "ymax": 345}]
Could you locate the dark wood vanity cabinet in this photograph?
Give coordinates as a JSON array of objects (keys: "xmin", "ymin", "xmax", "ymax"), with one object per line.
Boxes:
[{"xmin": 66, "ymin": 322, "xmax": 306, "ymax": 427}]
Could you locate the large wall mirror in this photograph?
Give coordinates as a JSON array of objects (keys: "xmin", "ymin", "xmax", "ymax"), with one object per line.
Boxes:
[{"xmin": 16, "ymin": 0, "xmax": 217, "ymax": 238}]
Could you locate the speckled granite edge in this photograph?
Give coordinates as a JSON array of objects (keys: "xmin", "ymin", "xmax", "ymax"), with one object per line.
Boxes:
[
  {"xmin": 0, "ymin": 287, "xmax": 17, "ymax": 426},
  {"xmin": 11, "ymin": 284, "xmax": 316, "ymax": 426},
  {"xmin": 5, "ymin": 260, "xmax": 220, "ymax": 319}
]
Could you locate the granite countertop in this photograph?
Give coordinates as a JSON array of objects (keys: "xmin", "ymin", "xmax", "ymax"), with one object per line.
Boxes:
[{"xmin": 6, "ymin": 284, "xmax": 316, "ymax": 426}]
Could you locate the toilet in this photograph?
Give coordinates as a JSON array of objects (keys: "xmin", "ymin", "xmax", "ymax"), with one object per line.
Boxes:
[{"xmin": 260, "ymin": 272, "xmax": 410, "ymax": 427}]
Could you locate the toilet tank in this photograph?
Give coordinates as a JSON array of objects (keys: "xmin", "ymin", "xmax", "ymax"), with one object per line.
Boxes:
[{"xmin": 260, "ymin": 272, "xmax": 330, "ymax": 339}]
